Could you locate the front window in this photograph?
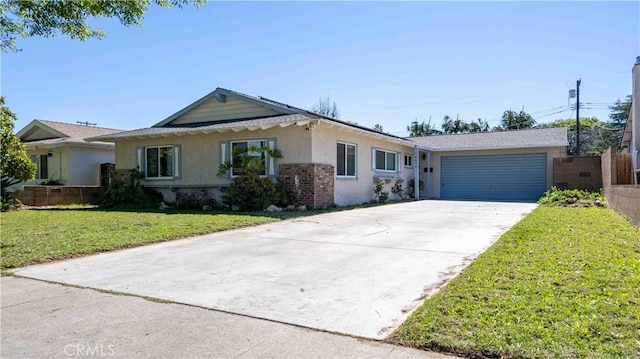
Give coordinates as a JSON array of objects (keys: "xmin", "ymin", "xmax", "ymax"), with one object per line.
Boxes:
[
  {"xmin": 146, "ymin": 146, "xmax": 174, "ymax": 178},
  {"xmin": 375, "ymin": 149, "xmax": 397, "ymax": 171},
  {"xmin": 231, "ymin": 140, "xmax": 266, "ymax": 176},
  {"xmin": 337, "ymin": 142, "xmax": 356, "ymax": 177},
  {"xmin": 404, "ymin": 154, "xmax": 413, "ymax": 168},
  {"xmin": 31, "ymin": 154, "xmax": 48, "ymax": 180}
]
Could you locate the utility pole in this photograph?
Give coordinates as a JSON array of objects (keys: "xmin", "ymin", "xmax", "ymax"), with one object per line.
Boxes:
[{"xmin": 576, "ymin": 78, "xmax": 581, "ymax": 156}]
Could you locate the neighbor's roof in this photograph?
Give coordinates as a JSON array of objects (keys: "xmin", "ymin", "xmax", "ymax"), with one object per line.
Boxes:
[
  {"xmin": 18, "ymin": 119, "xmax": 122, "ymax": 148},
  {"xmin": 409, "ymin": 127, "xmax": 569, "ymax": 151}
]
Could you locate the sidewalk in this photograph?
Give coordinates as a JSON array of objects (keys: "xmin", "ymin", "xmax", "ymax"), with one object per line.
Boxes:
[{"xmin": 1, "ymin": 276, "xmax": 456, "ymax": 358}]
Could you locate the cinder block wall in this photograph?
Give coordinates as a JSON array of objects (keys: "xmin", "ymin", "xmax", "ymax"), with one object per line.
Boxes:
[
  {"xmin": 553, "ymin": 157, "xmax": 602, "ymax": 191},
  {"xmin": 12, "ymin": 186, "xmax": 103, "ymax": 206},
  {"xmin": 279, "ymin": 163, "xmax": 334, "ymax": 208},
  {"xmin": 604, "ymin": 185, "xmax": 640, "ymax": 228}
]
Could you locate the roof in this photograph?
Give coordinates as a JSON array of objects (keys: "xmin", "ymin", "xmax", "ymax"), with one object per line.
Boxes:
[
  {"xmin": 621, "ymin": 101, "xmax": 632, "ymax": 149},
  {"xmin": 409, "ymin": 127, "xmax": 569, "ymax": 151},
  {"xmin": 18, "ymin": 119, "xmax": 123, "ymax": 148},
  {"xmin": 89, "ymin": 113, "xmax": 413, "ymax": 147},
  {"xmin": 92, "ymin": 87, "xmax": 410, "ymax": 144}
]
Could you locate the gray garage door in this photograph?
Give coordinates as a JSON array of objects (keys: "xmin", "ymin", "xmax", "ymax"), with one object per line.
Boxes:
[{"xmin": 441, "ymin": 153, "xmax": 547, "ymax": 201}]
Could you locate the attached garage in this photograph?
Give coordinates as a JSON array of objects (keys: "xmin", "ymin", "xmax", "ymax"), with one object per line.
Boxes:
[
  {"xmin": 410, "ymin": 128, "xmax": 569, "ymax": 202},
  {"xmin": 440, "ymin": 153, "xmax": 547, "ymax": 201}
]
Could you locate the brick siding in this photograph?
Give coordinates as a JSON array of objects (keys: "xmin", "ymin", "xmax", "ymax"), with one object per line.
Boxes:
[{"xmin": 279, "ymin": 164, "xmax": 334, "ymax": 208}]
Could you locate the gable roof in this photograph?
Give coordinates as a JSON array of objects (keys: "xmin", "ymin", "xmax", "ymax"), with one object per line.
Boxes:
[
  {"xmin": 91, "ymin": 87, "xmax": 409, "ymax": 144},
  {"xmin": 17, "ymin": 119, "xmax": 123, "ymax": 148},
  {"xmin": 409, "ymin": 127, "xmax": 569, "ymax": 151}
]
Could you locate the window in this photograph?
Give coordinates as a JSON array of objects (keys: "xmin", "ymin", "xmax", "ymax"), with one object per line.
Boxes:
[
  {"xmin": 374, "ymin": 149, "xmax": 397, "ymax": 171},
  {"xmin": 31, "ymin": 155, "xmax": 48, "ymax": 180},
  {"xmin": 146, "ymin": 146, "xmax": 174, "ymax": 178},
  {"xmin": 337, "ymin": 142, "xmax": 356, "ymax": 177},
  {"xmin": 404, "ymin": 154, "xmax": 413, "ymax": 168},
  {"xmin": 231, "ymin": 140, "xmax": 266, "ymax": 176}
]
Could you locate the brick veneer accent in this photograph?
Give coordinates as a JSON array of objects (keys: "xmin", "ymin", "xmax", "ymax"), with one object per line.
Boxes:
[{"xmin": 279, "ymin": 163, "xmax": 334, "ymax": 208}]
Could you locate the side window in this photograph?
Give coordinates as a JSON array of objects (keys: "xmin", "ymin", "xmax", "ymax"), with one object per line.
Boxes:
[
  {"xmin": 404, "ymin": 154, "xmax": 413, "ymax": 168},
  {"xmin": 31, "ymin": 154, "xmax": 48, "ymax": 179},
  {"xmin": 145, "ymin": 146, "xmax": 174, "ymax": 178},
  {"xmin": 336, "ymin": 142, "xmax": 356, "ymax": 177}
]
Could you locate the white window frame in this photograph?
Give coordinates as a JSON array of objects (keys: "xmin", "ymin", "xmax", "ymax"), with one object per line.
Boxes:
[
  {"xmin": 404, "ymin": 154, "xmax": 413, "ymax": 168},
  {"xmin": 374, "ymin": 148, "xmax": 398, "ymax": 172},
  {"xmin": 336, "ymin": 141, "xmax": 357, "ymax": 178},
  {"xmin": 145, "ymin": 145, "xmax": 174, "ymax": 179},
  {"xmin": 230, "ymin": 139, "xmax": 267, "ymax": 177}
]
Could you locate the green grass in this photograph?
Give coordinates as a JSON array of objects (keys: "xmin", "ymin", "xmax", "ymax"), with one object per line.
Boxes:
[
  {"xmin": 392, "ymin": 206, "xmax": 640, "ymax": 358},
  {"xmin": 0, "ymin": 208, "xmax": 281, "ymax": 269}
]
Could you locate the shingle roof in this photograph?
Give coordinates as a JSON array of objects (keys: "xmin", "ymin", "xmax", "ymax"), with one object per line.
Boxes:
[
  {"xmin": 89, "ymin": 114, "xmax": 318, "ymax": 141},
  {"xmin": 409, "ymin": 127, "xmax": 569, "ymax": 151},
  {"xmin": 19, "ymin": 119, "xmax": 123, "ymax": 146}
]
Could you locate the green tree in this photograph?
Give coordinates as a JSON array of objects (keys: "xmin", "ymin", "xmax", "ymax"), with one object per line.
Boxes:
[
  {"xmin": 407, "ymin": 118, "xmax": 439, "ymax": 137},
  {"xmin": 608, "ymin": 95, "xmax": 631, "ymax": 147},
  {"xmin": 500, "ymin": 109, "xmax": 536, "ymax": 130},
  {"xmin": 1, "ymin": 97, "xmax": 37, "ymax": 202},
  {"xmin": 468, "ymin": 118, "xmax": 490, "ymax": 133},
  {"xmin": 442, "ymin": 115, "xmax": 470, "ymax": 134},
  {"xmin": 540, "ymin": 117, "xmax": 615, "ymax": 156},
  {"xmin": 373, "ymin": 124, "xmax": 384, "ymax": 133},
  {"xmin": 1, "ymin": 0, "xmax": 204, "ymax": 53}
]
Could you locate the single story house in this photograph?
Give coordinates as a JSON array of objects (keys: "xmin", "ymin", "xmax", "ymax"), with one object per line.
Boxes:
[
  {"xmin": 16, "ymin": 120, "xmax": 122, "ymax": 186},
  {"xmin": 89, "ymin": 88, "xmax": 568, "ymax": 206}
]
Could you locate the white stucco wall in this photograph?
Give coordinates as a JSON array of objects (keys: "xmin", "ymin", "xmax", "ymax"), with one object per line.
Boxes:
[
  {"xmin": 418, "ymin": 146, "xmax": 566, "ymax": 198},
  {"xmin": 67, "ymin": 147, "xmax": 115, "ymax": 186},
  {"xmin": 310, "ymin": 124, "xmax": 415, "ymax": 205}
]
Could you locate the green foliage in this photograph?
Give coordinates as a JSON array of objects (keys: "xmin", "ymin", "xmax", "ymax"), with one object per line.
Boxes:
[
  {"xmin": 222, "ymin": 173, "xmax": 292, "ymax": 211},
  {"xmin": 391, "ymin": 180, "xmax": 405, "ymax": 199},
  {"xmin": 541, "ymin": 116, "xmax": 619, "ymax": 155},
  {"xmin": 405, "ymin": 178, "xmax": 425, "ymax": 199},
  {"xmin": 373, "ymin": 124, "xmax": 384, "ymax": 133},
  {"xmin": 176, "ymin": 189, "xmax": 217, "ymax": 210},
  {"xmin": 373, "ymin": 180, "xmax": 389, "ymax": 203},
  {"xmin": 407, "ymin": 118, "xmax": 440, "ymax": 137},
  {"xmin": 0, "ymin": 97, "xmax": 37, "ymax": 204},
  {"xmin": 393, "ymin": 206, "xmax": 640, "ymax": 358},
  {"xmin": 500, "ymin": 109, "xmax": 536, "ymax": 130},
  {"xmin": 102, "ymin": 169, "xmax": 163, "ymax": 209},
  {"xmin": 538, "ymin": 187, "xmax": 606, "ymax": 207},
  {"xmin": 218, "ymin": 144, "xmax": 282, "ymax": 177},
  {"xmin": 1, "ymin": 0, "xmax": 205, "ymax": 53}
]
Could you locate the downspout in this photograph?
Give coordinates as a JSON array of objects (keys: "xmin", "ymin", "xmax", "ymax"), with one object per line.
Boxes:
[
  {"xmin": 426, "ymin": 151, "xmax": 431, "ymax": 199},
  {"xmin": 414, "ymin": 145, "xmax": 419, "ymax": 201}
]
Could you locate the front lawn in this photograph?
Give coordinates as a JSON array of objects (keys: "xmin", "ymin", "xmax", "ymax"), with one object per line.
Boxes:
[
  {"xmin": 392, "ymin": 206, "xmax": 640, "ymax": 358},
  {"xmin": 0, "ymin": 208, "xmax": 281, "ymax": 269}
]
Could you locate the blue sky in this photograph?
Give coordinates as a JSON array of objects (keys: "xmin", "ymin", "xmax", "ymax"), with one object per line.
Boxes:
[{"xmin": 2, "ymin": 1, "xmax": 639, "ymax": 136}]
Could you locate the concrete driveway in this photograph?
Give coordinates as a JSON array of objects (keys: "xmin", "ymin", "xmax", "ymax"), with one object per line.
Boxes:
[{"xmin": 13, "ymin": 200, "xmax": 536, "ymax": 339}]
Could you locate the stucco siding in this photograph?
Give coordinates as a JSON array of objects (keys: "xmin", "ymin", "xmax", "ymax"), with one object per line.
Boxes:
[
  {"xmin": 169, "ymin": 97, "xmax": 281, "ymax": 126},
  {"xmin": 114, "ymin": 126, "xmax": 313, "ymax": 188},
  {"xmin": 310, "ymin": 125, "xmax": 415, "ymax": 205},
  {"xmin": 419, "ymin": 146, "xmax": 565, "ymax": 198},
  {"xmin": 67, "ymin": 147, "xmax": 115, "ymax": 186}
]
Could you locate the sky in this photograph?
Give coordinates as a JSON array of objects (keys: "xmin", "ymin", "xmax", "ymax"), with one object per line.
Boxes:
[{"xmin": 2, "ymin": 1, "xmax": 639, "ymax": 137}]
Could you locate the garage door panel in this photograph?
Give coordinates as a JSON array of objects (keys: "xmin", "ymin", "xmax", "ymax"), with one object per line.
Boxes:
[{"xmin": 441, "ymin": 153, "xmax": 547, "ymax": 201}]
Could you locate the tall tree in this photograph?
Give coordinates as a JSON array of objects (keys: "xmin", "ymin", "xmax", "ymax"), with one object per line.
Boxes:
[
  {"xmin": 500, "ymin": 109, "xmax": 536, "ymax": 130},
  {"xmin": 468, "ymin": 118, "xmax": 490, "ymax": 133},
  {"xmin": 373, "ymin": 124, "xmax": 384, "ymax": 133},
  {"xmin": 407, "ymin": 118, "xmax": 439, "ymax": 137},
  {"xmin": 442, "ymin": 115, "xmax": 470, "ymax": 134},
  {"xmin": 540, "ymin": 117, "xmax": 616, "ymax": 156},
  {"xmin": 1, "ymin": 97, "xmax": 37, "ymax": 201},
  {"xmin": 608, "ymin": 95, "xmax": 631, "ymax": 147},
  {"xmin": 311, "ymin": 96, "xmax": 340, "ymax": 118},
  {"xmin": 1, "ymin": 0, "xmax": 205, "ymax": 52}
]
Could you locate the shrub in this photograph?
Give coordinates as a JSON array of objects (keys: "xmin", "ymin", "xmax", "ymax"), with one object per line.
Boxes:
[
  {"xmin": 405, "ymin": 178, "xmax": 425, "ymax": 199},
  {"xmin": 373, "ymin": 180, "xmax": 389, "ymax": 203},
  {"xmin": 223, "ymin": 173, "xmax": 293, "ymax": 211},
  {"xmin": 391, "ymin": 180, "xmax": 405, "ymax": 199},
  {"xmin": 538, "ymin": 187, "xmax": 606, "ymax": 207},
  {"xmin": 102, "ymin": 169, "xmax": 163, "ymax": 209},
  {"xmin": 176, "ymin": 189, "xmax": 217, "ymax": 210}
]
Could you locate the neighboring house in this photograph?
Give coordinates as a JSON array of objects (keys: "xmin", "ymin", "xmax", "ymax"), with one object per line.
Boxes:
[
  {"xmin": 16, "ymin": 120, "xmax": 122, "ymax": 186},
  {"xmin": 623, "ymin": 57, "xmax": 640, "ymax": 184},
  {"xmin": 89, "ymin": 88, "xmax": 568, "ymax": 206}
]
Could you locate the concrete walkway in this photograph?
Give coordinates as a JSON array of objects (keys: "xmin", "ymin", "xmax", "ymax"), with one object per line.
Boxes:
[
  {"xmin": 12, "ymin": 200, "xmax": 536, "ymax": 339},
  {"xmin": 1, "ymin": 276, "xmax": 455, "ymax": 358}
]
